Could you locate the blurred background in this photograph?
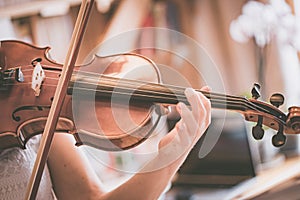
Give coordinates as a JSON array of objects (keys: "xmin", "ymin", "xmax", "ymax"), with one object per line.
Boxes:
[{"xmin": 1, "ymin": 0, "xmax": 300, "ymax": 199}]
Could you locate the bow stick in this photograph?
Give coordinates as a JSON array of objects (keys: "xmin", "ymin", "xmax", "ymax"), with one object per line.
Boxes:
[{"xmin": 25, "ymin": 0, "xmax": 95, "ymax": 199}]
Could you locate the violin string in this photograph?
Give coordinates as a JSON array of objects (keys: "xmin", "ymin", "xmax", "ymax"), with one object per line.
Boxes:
[
  {"xmin": 3, "ymin": 83, "xmax": 61, "ymax": 87},
  {"xmin": 5, "ymin": 78, "xmax": 253, "ymax": 111},
  {"xmin": 2, "ymin": 78, "xmax": 243, "ymax": 109},
  {"xmin": 72, "ymin": 76, "xmax": 262, "ymax": 112},
  {"xmin": 6, "ymin": 80, "xmax": 271, "ymax": 115},
  {"xmin": 72, "ymin": 75, "xmax": 275, "ymax": 114},
  {"xmin": 7, "ymin": 84, "xmax": 271, "ymax": 117},
  {"xmin": 4, "ymin": 79, "xmax": 261, "ymax": 113},
  {"xmin": 0, "ymin": 67, "xmax": 273, "ymax": 107},
  {"xmin": 72, "ymin": 85, "xmax": 263, "ymax": 113},
  {"xmin": 2, "ymin": 70, "xmax": 271, "ymax": 114},
  {"xmin": 0, "ymin": 68, "xmax": 254, "ymax": 102},
  {"xmin": 2, "ymin": 75, "xmax": 60, "ymax": 85},
  {"xmin": 74, "ymin": 74, "xmax": 248, "ymax": 103},
  {"xmin": 2, "ymin": 68, "xmax": 231, "ymax": 101},
  {"xmin": 1, "ymin": 65, "xmax": 281, "ymax": 116},
  {"xmin": 75, "ymin": 72, "xmax": 244, "ymax": 101},
  {"xmin": 68, "ymin": 71, "xmax": 239, "ymax": 103},
  {"xmin": 3, "ymin": 76, "xmax": 59, "ymax": 80}
]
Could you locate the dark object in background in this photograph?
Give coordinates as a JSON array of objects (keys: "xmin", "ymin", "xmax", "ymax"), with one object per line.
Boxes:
[{"xmin": 172, "ymin": 113, "xmax": 259, "ymax": 188}]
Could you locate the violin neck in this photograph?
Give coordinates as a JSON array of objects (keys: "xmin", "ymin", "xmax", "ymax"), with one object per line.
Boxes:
[{"xmin": 68, "ymin": 74, "xmax": 250, "ymax": 112}]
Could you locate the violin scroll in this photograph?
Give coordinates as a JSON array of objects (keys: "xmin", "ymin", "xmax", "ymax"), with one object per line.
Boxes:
[{"xmin": 247, "ymin": 87, "xmax": 300, "ymax": 147}]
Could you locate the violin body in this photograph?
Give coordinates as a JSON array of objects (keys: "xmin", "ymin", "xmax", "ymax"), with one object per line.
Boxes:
[{"xmin": 0, "ymin": 40, "xmax": 163, "ymax": 151}]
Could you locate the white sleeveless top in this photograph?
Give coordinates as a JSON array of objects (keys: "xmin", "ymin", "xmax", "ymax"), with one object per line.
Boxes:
[{"xmin": 0, "ymin": 136, "xmax": 56, "ymax": 200}]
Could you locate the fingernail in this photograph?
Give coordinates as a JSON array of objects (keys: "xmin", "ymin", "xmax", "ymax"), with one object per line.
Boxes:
[
  {"xmin": 185, "ymin": 88, "xmax": 195, "ymax": 97},
  {"xmin": 205, "ymin": 86, "xmax": 212, "ymax": 91},
  {"xmin": 177, "ymin": 102, "xmax": 183, "ymax": 115}
]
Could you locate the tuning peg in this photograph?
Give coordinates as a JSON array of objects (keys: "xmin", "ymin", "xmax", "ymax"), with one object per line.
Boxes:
[
  {"xmin": 272, "ymin": 125, "xmax": 286, "ymax": 147},
  {"xmin": 252, "ymin": 116, "xmax": 264, "ymax": 140},
  {"xmin": 270, "ymin": 93, "xmax": 284, "ymax": 108},
  {"xmin": 251, "ymin": 83, "xmax": 261, "ymax": 100},
  {"xmin": 252, "ymin": 125, "xmax": 264, "ymax": 140}
]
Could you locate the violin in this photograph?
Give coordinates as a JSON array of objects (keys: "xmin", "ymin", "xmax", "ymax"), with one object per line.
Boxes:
[{"xmin": 1, "ymin": 40, "xmax": 300, "ymax": 151}]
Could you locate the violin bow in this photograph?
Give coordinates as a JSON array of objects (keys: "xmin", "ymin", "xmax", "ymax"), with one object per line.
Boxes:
[{"xmin": 25, "ymin": 0, "xmax": 95, "ymax": 199}]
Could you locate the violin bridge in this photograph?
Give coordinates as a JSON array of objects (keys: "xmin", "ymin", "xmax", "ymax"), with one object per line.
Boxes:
[{"xmin": 31, "ymin": 62, "xmax": 45, "ymax": 96}]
